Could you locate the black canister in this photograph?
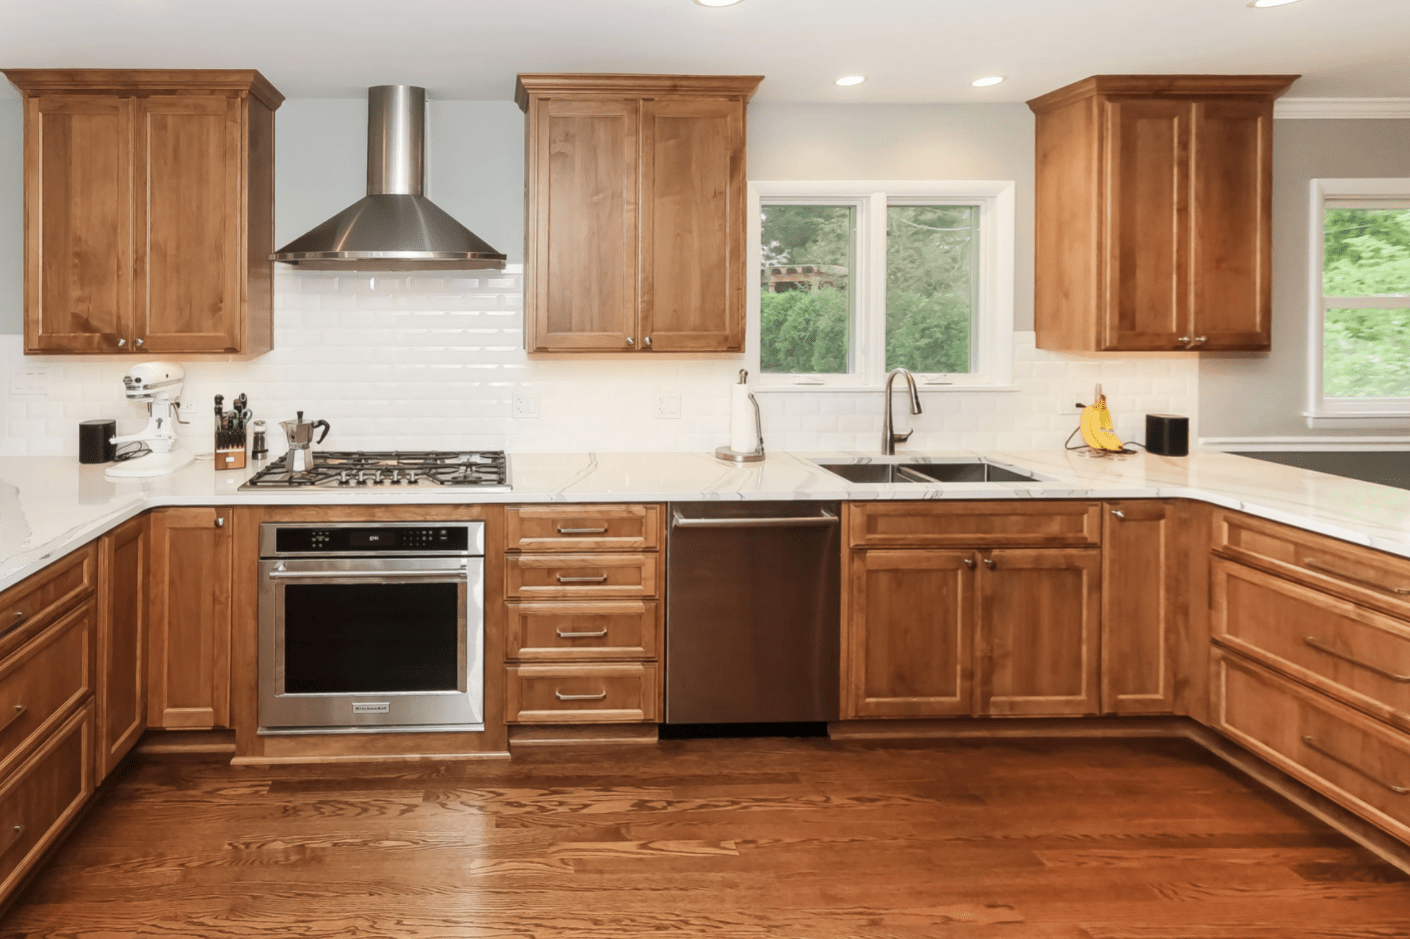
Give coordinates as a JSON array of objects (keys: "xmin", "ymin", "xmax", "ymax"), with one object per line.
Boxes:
[{"xmin": 79, "ymin": 419, "xmax": 117, "ymax": 464}]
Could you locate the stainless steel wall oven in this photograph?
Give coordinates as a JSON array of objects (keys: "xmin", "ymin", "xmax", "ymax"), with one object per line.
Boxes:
[{"xmin": 257, "ymin": 521, "xmax": 484, "ymax": 733}]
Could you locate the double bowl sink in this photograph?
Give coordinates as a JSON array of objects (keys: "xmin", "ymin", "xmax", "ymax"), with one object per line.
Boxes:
[{"xmin": 814, "ymin": 459, "xmax": 1045, "ymax": 485}]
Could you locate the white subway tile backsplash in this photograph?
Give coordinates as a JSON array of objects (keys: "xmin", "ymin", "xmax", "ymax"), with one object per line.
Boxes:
[{"xmin": 0, "ymin": 266, "xmax": 1198, "ymax": 458}]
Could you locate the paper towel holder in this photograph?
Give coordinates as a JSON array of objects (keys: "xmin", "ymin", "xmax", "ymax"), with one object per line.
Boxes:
[{"xmin": 715, "ymin": 369, "xmax": 766, "ymax": 464}]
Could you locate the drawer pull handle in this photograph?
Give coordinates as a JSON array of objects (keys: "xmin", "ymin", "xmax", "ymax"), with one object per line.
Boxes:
[
  {"xmin": 557, "ymin": 575, "xmax": 608, "ymax": 584},
  {"xmin": 3, "ymin": 825, "xmax": 23, "ymax": 853},
  {"xmin": 556, "ymin": 629, "xmax": 609, "ymax": 639},
  {"xmin": 1301, "ymin": 735, "xmax": 1410, "ymax": 794},
  {"xmin": 0, "ymin": 705, "xmax": 27, "ymax": 736},
  {"xmin": 1303, "ymin": 559, "xmax": 1410, "ymax": 596},
  {"xmin": 0, "ymin": 613, "xmax": 27, "ymax": 640},
  {"xmin": 557, "ymin": 527, "xmax": 609, "ymax": 535},
  {"xmin": 555, "ymin": 689, "xmax": 608, "ymax": 701},
  {"xmin": 1304, "ymin": 636, "xmax": 1410, "ymax": 683}
]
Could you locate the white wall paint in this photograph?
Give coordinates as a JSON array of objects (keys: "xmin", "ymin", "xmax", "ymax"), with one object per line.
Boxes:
[{"xmin": 1199, "ymin": 118, "xmax": 1410, "ymax": 440}]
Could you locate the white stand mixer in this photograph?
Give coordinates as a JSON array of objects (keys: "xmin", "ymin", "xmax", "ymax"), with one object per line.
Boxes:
[{"xmin": 104, "ymin": 362, "xmax": 196, "ymax": 479}]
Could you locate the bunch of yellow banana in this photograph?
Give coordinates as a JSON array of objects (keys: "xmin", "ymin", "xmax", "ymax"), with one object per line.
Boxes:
[{"xmin": 1079, "ymin": 395, "xmax": 1125, "ymax": 452}]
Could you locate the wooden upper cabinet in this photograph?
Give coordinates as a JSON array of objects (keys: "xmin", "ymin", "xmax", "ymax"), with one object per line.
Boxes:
[
  {"xmin": 516, "ymin": 74, "xmax": 761, "ymax": 354},
  {"xmin": 4, "ymin": 69, "xmax": 282, "ymax": 356},
  {"xmin": 1028, "ymin": 75, "xmax": 1295, "ymax": 353}
]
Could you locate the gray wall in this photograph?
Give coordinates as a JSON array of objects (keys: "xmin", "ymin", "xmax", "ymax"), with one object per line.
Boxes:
[
  {"xmin": 747, "ymin": 102, "xmax": 1037, "ymax": 330},
  {"xmin": 0, "ymin": 87, "xmax": 21, "ymax": 335},
  {"xmin": 1199, "ymin": 119, "xmax": 1410, "ymax": 439}
]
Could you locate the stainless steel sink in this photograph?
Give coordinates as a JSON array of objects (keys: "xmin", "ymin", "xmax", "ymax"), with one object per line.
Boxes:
[{"xmin": 813, "ymin": 460, "xmax": 1042, "ymax": 484}]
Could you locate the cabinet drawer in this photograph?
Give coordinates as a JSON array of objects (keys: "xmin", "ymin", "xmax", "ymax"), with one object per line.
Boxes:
[
  {"xmin": 0, "ymin": 544, "xmax": 96, "ymax": 656},
  {"xmin": 506, "ymin": 505, "xmax": 660, "ymax": 553},
  {"xmin": 506, "ymin": 664, "xmax": 658, "ymax": 723},
  {"xmin": 0, "ymin": 600, "xmax": 93, "ymax": 778},
  {"xmin": 506, "ymin": 554, "xmax": 657, "ymax": 599},
  {"xmin": 506, "ymin": 601, "xmax": 658, "ymax": 661},
  {"xmin": 0, "ymin": 702, "xmax": 93, "ymax": 901},
  {"xmin": 1215, "ymin": 510, "xmax": 1410, "ymax": 621},
  {"xmin": 1213, "ymin": 558, "xmax": 1410, "ymax": 731},
  {"xmin": 1213, "ymin": 650, "xmax": 1410, "ymax": 843},
  {"xmin": 848, "ymin": 502, "xmax": 1102, "ymax": 549}
]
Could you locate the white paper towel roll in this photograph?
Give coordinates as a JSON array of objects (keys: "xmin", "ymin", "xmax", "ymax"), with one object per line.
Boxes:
[{"xmin": 729, "ymin": 382, "xmax": 756, "ymax": 453}]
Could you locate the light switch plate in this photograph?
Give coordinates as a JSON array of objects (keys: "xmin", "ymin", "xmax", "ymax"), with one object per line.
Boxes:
[
  {"xmin": 653, "ymin": 394, "xmax": 681, "ymax": 419},
  {"xmin": 9, "ymin": 367, "xmax": 50, "ymax": 397},
  {"xmin": 512, "ymin": 393, "xmax": 539, "ymax": 419}
]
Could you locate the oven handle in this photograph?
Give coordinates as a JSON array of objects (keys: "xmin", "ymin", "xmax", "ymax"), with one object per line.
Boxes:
[{"xmin": 267, "ymin": 565, "xmax": 467, "ymax": 580}]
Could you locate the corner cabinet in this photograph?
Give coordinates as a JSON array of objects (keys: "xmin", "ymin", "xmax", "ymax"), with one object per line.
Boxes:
[
  {"xmin": 515, "ymin": 74, "xmax": 762, "ymax": 353},
  {"xmin": 1028, "ymin": 75, "xmax": 1296, "ymax": 352},
  {"xmin": 3, "ymin": 69, "xmax": 283, "ymax": 356}
]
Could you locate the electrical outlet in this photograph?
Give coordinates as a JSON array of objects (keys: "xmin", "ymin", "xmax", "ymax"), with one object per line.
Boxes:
[
  {"xmin": 8, "ymin": 367, "xmax": 50, "ymax": 397},
  {"xmin": 512, "ymin": 393, "xmax": 539, "ymax": 419},
  {"xmin": 653, "ymin": 394, "xmax": 681, "ymax": 419},
  {"xmin": 1060, "ymin": 395, "xmax": 1086, "ymax": 416}
]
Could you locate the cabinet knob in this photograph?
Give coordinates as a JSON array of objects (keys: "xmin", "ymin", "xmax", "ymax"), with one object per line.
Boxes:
[
  {"xmin": 963, "ymin": 556, "xmax": 975, "ymax": 569},
  {"xmin": 643, "ymin": 336, "xmax": 653, "ymax": 348},
  {"xmin": 1191, "ymin": 336, "xmax": 1207, "ymax": 345},
  {"xmin": 116, "ymin": 337, "xmax": 127, "ymax": 348},
  {"xmin": 12, "ymin": 612, "xmax": 23, "ymax": 624},
  {"xmin": 982, "ymin": 557, "xmax": 997, "ymax": 569},
  {"xmin": 625, "ymin": 337, "xmax": 635, "ymax": 347},
  {"xmin": 215, "ymin": 517, "xmax": 225, "ymax": 528},
  {"xmin": 1111, "ymin": 509, "xmax": 1126, "ymax": 519},
  {"xmin": 135, "ymin": 338, "xmax": 144, "ymax": 348}
]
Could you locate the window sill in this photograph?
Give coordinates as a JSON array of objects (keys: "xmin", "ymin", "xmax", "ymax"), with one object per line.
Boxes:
[
  {"xmin": 750, "ymin": 383, "xmax": 1020, "ymax": 394},
  {"xmin": 1303, "ymin": 411, "xmax": 1410, "ymax": 430}
]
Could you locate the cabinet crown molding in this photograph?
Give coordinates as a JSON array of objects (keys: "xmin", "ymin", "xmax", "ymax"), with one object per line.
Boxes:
[
  {"xmin": 3, "ymin": 69, "xmax": 284, "ymax": 110},
  {"xmin": 515, "ymin": 73, "xmax": 763, "ymax": 112},
  {"xmin": 1027, "ymin": 74, "xmax": 1300, "ymax": 113}
]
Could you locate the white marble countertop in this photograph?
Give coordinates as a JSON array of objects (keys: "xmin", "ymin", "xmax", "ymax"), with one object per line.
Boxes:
[{"xmin": 3, "ymin": 447, "xmax": 1410, "ymax": 593}]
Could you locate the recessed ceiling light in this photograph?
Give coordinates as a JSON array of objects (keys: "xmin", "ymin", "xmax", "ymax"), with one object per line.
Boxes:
[
  {"xmin": 835, "ymin": 75, "xmax": 866, "ymax": 87},
  {"xmin": 694, "ymin": 0, "xmax": 744, "ymax": 6},
  {"xmin": 971, "ymin": 76, "xmax": 1005, "ymax": 88},
  {"xmin": 1248, "ymin": 0, "xmax": 1302, "ymax": 7}
]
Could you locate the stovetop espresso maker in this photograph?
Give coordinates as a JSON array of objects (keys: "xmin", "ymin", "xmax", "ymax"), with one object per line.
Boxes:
[{"xmin": 279, "ymin": 411, "xmax": 330, "ymax": 472}]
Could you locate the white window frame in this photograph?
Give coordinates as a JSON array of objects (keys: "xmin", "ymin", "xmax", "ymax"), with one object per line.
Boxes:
[
  {"xmin": 1305, "ymin": 178, "xmax": 1410, "ymax": 429},
  {"xmin": 747, "ymin": 180, "xmax": 1015, "ymax": 391}
]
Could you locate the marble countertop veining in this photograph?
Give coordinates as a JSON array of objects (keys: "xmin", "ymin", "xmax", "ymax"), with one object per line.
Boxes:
[{"xmin": 3, "ymin": 448, "xmax": 1410, "ymax": 593}]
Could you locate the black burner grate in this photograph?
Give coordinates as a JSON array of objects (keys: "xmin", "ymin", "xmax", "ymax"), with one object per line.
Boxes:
[{"xmin": 240, "ymin": 450, "xmax": 509, "ymax": 490}]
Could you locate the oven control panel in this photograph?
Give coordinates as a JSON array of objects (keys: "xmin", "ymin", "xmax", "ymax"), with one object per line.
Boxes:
[{"xmin": 261, "ymin": 522, "xmax": 480, "ymax": 557}]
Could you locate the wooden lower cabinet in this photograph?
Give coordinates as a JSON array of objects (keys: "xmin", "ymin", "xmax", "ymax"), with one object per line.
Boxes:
[
  {"xmin": 843, "ymin": 549, "xmax": 973, "ymax": 718},
  {"xmin": 0, "ymin": 601, "xmax": 93, "ymax": 779},
  {"xmin": 506, "ymin": 664, "xmax": 658, "ymax": 723},
  {"xmin": 148, "ymin": 507, "xmax": 232, "ymax": 730},
  {"xmin": 1101, "ymin": 500, "xmax": 1179, "ymax": 714},
  {"xmin": 96, "ymin": 515, "xmax": 147, "ymax": 779},
  {"xmin": 977, "ymin": 548, "xmax": 1101, "ymax": 717},
  {"xmin": 0, "ymin": 703, "xmax": 93, "ymax": 902},
  {"xmin": 843, "ymin": 542, "xmax": 1100, "ymax": 719}
]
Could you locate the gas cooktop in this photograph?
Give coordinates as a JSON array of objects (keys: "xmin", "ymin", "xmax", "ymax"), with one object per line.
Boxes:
[{"xmin": 240, "ymin": 450, "xmax": 510, "ymax": 490}]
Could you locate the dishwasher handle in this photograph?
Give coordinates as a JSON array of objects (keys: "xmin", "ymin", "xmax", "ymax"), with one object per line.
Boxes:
[{"xmin": 671, "ymin": 509, "xmax": 839, "ymax": 530}]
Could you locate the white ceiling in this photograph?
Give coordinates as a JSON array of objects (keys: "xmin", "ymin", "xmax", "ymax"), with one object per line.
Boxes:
[{"xmin": 3, "ymin": 0, "xmax": 1409, "ymax": 103}]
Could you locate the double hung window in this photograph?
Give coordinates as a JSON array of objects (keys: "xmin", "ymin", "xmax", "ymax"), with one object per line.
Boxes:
[
  {"xmin": 748, "ymin": 181, "xmax": 1015, "ymax": 389},
  {"xmin": 1307, "ymin": 179, "xmax": 1410, "ymax": 425}
]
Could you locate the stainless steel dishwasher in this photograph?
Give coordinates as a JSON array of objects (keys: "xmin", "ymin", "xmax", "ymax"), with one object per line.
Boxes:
[{"xmin": 665, "ymin": 501, "xmax": 841, "ymax": 724}]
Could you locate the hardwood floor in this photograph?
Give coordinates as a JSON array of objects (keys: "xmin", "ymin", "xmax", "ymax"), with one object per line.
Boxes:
[{"xmin": 3, "ymin": 736, "xmax": 1409, "ymax": 937}]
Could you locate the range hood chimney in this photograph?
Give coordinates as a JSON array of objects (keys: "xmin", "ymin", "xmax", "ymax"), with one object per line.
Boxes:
[{"xmin": 272, "ymin": 85, "xmax": 507, "ymax": 270}]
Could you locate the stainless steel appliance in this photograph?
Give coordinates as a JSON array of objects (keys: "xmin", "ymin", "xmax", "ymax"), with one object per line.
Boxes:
[
  {"xmin": 257, "ymin": 521, "xmax": 485, "ymax": 733},
  {"xmin": 664, "ymin": 502, "xmax": 841, "ymax": 724},
  {"xmin": 240, "ymin": 450, "xmax": 509, "ymax": 490}
]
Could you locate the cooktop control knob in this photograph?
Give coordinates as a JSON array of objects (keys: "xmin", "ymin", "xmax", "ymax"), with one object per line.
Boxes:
[{"xmin": 337, "ymin": 471, "xmax": 351, "ymax": 486}]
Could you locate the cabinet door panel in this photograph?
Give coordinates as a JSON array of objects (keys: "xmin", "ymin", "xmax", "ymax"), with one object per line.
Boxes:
[
  {"xmin": 844, "ymin": 550, "xmax": 973, "ymax": 718},
  {"xmin": 528, "ymin": 98, "xmax": 639, "ymax": 351},
  {"xmin": 977, "ymin": 548, "xmax": 1101, "ymax": 716},
  {"xmin": 98, "ymin": 515, "xmax": 148, "ymax": 778},
  {"xmin": 1102, "ymin": 501, "xmax": 1177, "ymax": 714},
  {"xmin": 1102, "ymin": 98, "xmax": 1188, "ymax": 350},
  {"xmin": 25, "ymin": 95, "xmax": 132, "ymax": 353},
  {"xmin": 639, "ymin": 97, "xmax": 743, "ymax": 351},
  {"xmin": 134, "ymin": 95, "xmax": 243, "ymax": 353},
  {"xmin": 1190, "ymin": 99, "xmax": 1272, "ymax": 350},
  {"xmin": 148, "ymin": 508, "xmax": 232, "ymax": 729}
]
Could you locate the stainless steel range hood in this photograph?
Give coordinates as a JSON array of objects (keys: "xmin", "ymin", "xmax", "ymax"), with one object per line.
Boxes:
[{"xmin": 272, "ymin": 85, "xmax": 506, "ymax": 271}]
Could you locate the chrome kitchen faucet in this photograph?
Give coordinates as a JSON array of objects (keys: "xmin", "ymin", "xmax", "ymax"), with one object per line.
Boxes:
[{"xmin": 881, "ymin": 367, "xmax": 922, "ymax": 455}]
